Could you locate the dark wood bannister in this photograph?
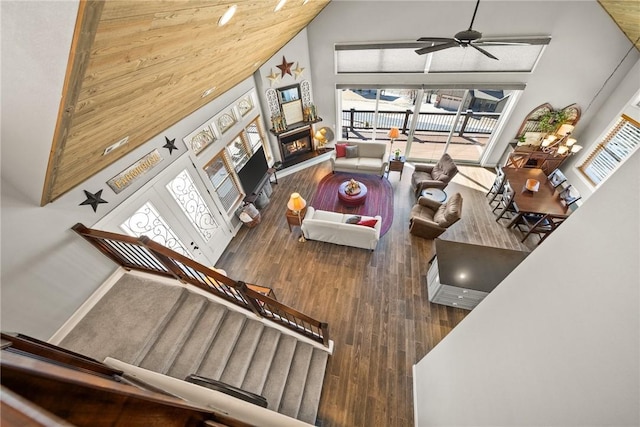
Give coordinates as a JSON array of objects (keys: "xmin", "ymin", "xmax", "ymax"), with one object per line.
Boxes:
[{"xmin": 71, "ymin": 223, "xmax": 329, "ymax": 347}]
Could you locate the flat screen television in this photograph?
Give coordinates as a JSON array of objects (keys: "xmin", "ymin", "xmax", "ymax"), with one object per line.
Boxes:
[{"xmin": 238, "ymin": 146, "xmax": 269, "ymax": 195}]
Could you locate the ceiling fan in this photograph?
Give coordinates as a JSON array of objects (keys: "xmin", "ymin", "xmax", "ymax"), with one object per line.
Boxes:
[{"xmin": 415, "ymin": 0, "xmax": 539, "ymax": 60}]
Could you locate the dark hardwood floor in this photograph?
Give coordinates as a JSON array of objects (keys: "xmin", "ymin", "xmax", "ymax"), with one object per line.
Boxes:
[{"xmin": 216, "ymin": 160, "xmax": 534, "ymax": 427}]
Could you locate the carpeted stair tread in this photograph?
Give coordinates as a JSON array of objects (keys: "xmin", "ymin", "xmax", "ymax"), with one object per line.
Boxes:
[
  {"xmin": 297, "ymin": 349, "xmax": 330, "ymax": 424},
  {"xmin": 137, "ymin": 291, "xmax": 208, "ymax": 373},
  {"xmin": 241, "ymin": 327, "xmax": 282, "ymax": 395},
  {"xmin": 59, "ymin": 274, "xmax": 186, "ymax": 364},
  {"xmin": 167, "ymin": 302, "xmax": 228, "ymax": 380},
  {"xmin": 195, "ymin": 310, "xmax": 247, "ymax": 380},
  {"xmin": 260, "ymin": 334, "xmax": 298, "ymax": 412},
  {"xmin": 277, "ymin": 342, "xmax": 314, "ymax": 418},
  {"xmin": 219, "ymin": 320, "xmax": 265, "ymax": 388}
]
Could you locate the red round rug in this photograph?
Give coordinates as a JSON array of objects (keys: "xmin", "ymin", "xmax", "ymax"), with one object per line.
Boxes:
[{"xmin": 310, "ymin": 172, "xmax": 394, "ymax": 236}]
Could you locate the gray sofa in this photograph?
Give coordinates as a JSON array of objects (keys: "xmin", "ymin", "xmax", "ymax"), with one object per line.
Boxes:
[
  {"xmin": 330, "ymin": 141, "xmax": 389, "ymax": 177},
  {"xmin": 301, "ymin": 207, "xmax": 382, "ymax": 251}
]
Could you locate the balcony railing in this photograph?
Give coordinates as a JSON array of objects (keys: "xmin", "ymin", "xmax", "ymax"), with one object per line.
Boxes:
[{"xmin": 341, "ymin": 109, "xmax": 500, "ymax": 137}]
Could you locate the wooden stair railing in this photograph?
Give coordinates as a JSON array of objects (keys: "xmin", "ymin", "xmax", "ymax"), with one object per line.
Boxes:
[
  {"xmin": 1, "ymin": 341, "xmax": 248, "ymax": 427},
  {"xmin": 72, "ymin": 223, "xmax": 329, "ymax": 347}
]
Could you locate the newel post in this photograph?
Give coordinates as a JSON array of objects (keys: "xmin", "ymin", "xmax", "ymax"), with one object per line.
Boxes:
[{"xmin": 237, "ymin": 281, "xmax": 263, "ymax": 317}]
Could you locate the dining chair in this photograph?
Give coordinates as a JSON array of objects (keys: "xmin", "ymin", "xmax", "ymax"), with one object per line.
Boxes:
[
  {"xmin": 547, "ymin": 168, "xmax": 567, "ymax": 188},
  {"xmin": 515, "ymin": 213, "xmax": 568, "ymax": 245},
  {"xmin": 486, "ymin": 167, "xmax": 505, "ymax": 205},
  {"xmin": 493, "ymin": 181, "xmax": 517, "ymax": 223},
  {"xmin": 559, "ymin": 184, "xmax": 581, "ymax": 207}
]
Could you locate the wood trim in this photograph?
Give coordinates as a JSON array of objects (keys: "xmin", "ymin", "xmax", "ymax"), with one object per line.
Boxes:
[{"xmin": 41, "ymin": 1, "xmax": 104, "ymax": 205}]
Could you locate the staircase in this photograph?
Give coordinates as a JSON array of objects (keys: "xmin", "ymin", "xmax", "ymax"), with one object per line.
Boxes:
[{"xmin": 58, "ymin": 272, "xmax": 329, "ymax": 425}]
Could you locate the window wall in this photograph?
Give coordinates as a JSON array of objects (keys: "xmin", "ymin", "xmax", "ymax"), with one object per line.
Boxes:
[{"xmin": 339, "ymin": 87, "xmax": 515, "ymax": 164}]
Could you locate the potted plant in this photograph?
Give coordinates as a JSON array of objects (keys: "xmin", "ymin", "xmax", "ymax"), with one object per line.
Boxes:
[
  {"xmin": 538, "ymin": 109, "xmax": 569, "ymax": 134},
  {"xmin": 394, "ymin": 148, "xmax": 401, "ymax": 160}
]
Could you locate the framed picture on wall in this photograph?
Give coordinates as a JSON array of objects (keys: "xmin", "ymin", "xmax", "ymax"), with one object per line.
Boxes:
[
  {"xmin": 215, "ymin": 107, "xmax": 238, "ymax": 135},
  {"xmin": 281, "ymin": 99, "xmax": 304, "ymax": 125},
  {"xmin": 236, "ymin": 90, "xmax": 256, "ymax": 117},
  {"xmin": 183, "ymin": 122, "xmax": 217, "ymax": 155}
]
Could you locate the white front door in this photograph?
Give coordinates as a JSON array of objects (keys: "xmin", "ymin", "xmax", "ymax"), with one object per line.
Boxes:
[{"xmin": 98, "ymin": 156, "xmax": 232, "ymax": 266}]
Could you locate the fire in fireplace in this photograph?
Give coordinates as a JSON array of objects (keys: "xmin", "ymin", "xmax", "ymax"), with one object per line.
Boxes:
[{"xmin": 278, "ymin": 126, "xmax": 313, "ymax": 162}]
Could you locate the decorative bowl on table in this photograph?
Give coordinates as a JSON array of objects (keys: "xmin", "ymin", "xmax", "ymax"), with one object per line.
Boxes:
[{"xmin": 525, "ymin": 179, "xmax": 540, "ymax": 192}]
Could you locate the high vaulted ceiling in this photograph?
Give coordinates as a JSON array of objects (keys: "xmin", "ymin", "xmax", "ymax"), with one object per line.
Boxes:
[
  {"xmin": 41, "ymin": 0, "xmax": 330, "ymax": 205},
  {"xmin": 41, "ymin": 0, "xmax": 636, "ymax": 205},
  {"xmin": 598, "ymin": 0, "xmax": 640, "ymax": 51}
]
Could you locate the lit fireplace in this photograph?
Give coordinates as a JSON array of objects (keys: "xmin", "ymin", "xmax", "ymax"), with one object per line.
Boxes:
[{"xmin": 279, "ymin": 126, "xmax": 313, "ymax": 162}]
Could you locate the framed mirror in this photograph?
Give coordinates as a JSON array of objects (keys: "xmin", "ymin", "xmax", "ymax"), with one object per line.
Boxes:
[{"xmin": 277, "ymin": 84, "xmax": 301, "ymax": 104}]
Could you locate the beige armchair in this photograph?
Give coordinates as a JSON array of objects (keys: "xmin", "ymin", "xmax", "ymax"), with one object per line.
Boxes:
[
  {"xmin": 409, "ymin": 193, "xmax": 463, "ymax": 239},
  {"xmin": 411, "ymin": 153, "xmax": 459, "ymax": 198}
]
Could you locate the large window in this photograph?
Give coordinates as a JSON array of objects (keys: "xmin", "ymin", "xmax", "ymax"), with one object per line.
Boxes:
[
  {"xmin": 339, "ymin": 87, "xmax": 517, "ymax": 164},
  {"xmin": 579, "ymin": 114, "xmax": 640, "ymax": 186},
  {"xmin": 335, "ymin": 39, "xmax": 550, "ymax": 74},
  {"xmin": 203, "ymin": 154, "xmax": 242, "ymax": 214}
]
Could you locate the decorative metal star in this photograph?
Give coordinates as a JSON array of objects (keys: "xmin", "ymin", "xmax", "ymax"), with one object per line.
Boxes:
[
  {"xmin": 266, "ymin": 69, "xmax": 280, "ymax": 86},
  {"xmin": 80, "ymin": 189, "xmax": 108, "ymax": 212},
  {"xmin": 276, "ymin": 56, "xmax": 294, "ymax": 78},
  {"xmin": 293, "ymin": 63, "xmax": 305, "ymax": 79},
  {"xmin": 163, "ymin": 136, "xmax": 178, "ymax": 155}
]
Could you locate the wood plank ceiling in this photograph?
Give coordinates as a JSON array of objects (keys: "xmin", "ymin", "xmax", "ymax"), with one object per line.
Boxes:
[
  {"xmin": 42, "ymin": 0, "xmax": 635, "ymax": 205},
  {"xmin": 42, "ymin": 0, "xmax": 330, "ymax": 205},
  {"xmin": 598, "ymin": 0, "xmax": 640, "ymax": 50}
]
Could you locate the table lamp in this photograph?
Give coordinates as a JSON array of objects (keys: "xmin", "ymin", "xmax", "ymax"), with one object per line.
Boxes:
[
  {"xmin": 314, "ymin": 128, "xmax": 328, "ymax": 149},
  {"xmin": 287, "ymin": 192, "xmax": 307, "ymax": 242}
]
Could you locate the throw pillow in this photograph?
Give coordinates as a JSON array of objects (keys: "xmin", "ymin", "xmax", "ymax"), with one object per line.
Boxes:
[
  {"xmin": 345, "ymin": 145, "xmax": 359, "ymax": 158},
  {"xmin": 345, "ymin": 215, "xmax": 362, "ymax": 224},
  {"xmin": 335, "ymin": 143, "xmax": 347, "ymax": 158},
  {"xmin": 357, "ymin": 218, "xmax": 378, "ymax": 228}
]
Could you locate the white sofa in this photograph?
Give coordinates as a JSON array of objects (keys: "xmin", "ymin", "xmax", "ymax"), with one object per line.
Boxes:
[
  {"xmin": 301, "ymin": 207, "xmax": 382, "ymax": 251},
  {"xmin": 330, "ymin": 141, "xmax": 389, "ymax": 177}
]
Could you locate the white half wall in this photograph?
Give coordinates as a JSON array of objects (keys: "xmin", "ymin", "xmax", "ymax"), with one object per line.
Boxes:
[{"xmin": 413, "ymin": 149, "xmax": 640, "ymax": 426}]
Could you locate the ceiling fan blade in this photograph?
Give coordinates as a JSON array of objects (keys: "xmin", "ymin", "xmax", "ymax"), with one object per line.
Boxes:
[
  {"xmin": 477, "ymin": 37, "xmax": 552, "ymax": 46},
  {"xmin": 470, "ymin": 44, "xmax": 499, "ymax": 60},
  {"xmin": 417, "ymin": 37, "xmax": 456, "ymax": 42},
  {"xmin": 415, "ymin": 41, "xmax": 459, "ymax": 55}
]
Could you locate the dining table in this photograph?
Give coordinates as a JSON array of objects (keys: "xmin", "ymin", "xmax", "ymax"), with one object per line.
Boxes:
[{"xmin": 502, "ymin": 168, "xmax": 569, "ymax": 228}]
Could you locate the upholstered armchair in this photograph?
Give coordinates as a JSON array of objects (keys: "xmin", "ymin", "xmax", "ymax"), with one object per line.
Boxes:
[
  {"xmin": 409, "ymin": 193, "xmax": 463, "ymax": 239},
  {"xmin": 411, "ymin": 153, "xmax": 459, "ymax": 198}
]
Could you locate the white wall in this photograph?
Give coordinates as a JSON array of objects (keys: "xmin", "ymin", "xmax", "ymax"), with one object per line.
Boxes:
[
  {"xmin": 414, "ymin": 147, "xmax": 639, "ymax": 426},
  {"xmin": 306, "ymin": 1, "xmax": 638, "ymax": 173},
  {"xmin": 0, "ymin": 1, "xmax": 257, "ymax": 339},
  {"xmin": 254, "ymin": 28, "xmax": 314, "ymax": 163},
  {"xmin": 562, "ymin": 59, "xmax": 640, "ymax": 200}
]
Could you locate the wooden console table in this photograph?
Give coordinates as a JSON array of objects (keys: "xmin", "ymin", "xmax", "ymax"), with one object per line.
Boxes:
[{"xmin": 427, "ymin": 239, "xmax": 529, "ymax": 310}]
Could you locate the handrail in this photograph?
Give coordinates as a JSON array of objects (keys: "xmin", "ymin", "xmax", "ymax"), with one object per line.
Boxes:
[
  {"xmin": 341, "ymin": 108, "xmax": 500, "ymax": 136},
  {"xmin": 71, "ymin": 223, "xmax": 329, "ymax": 347}
]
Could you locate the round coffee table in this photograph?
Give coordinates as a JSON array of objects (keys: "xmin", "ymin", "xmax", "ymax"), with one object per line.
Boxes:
[
  {"xmin": 338, "ymin": 181, "xmax": 368, "ymax": 206},
  {"xmin": 420, "ymin": 188, "xmax": 447, "ymax": 203}
]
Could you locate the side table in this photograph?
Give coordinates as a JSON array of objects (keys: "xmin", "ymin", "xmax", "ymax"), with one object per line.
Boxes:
[
  {"xmin": 387, "ymin": 155, "xmax": 406, "ymax": 178},
  {"xmin": 420, "ymin": 188, "xmax": 447, "ymax": 203},
  {"xmin": 285, "ymin": 207, "xmax": 307, "ymax": 232}
]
